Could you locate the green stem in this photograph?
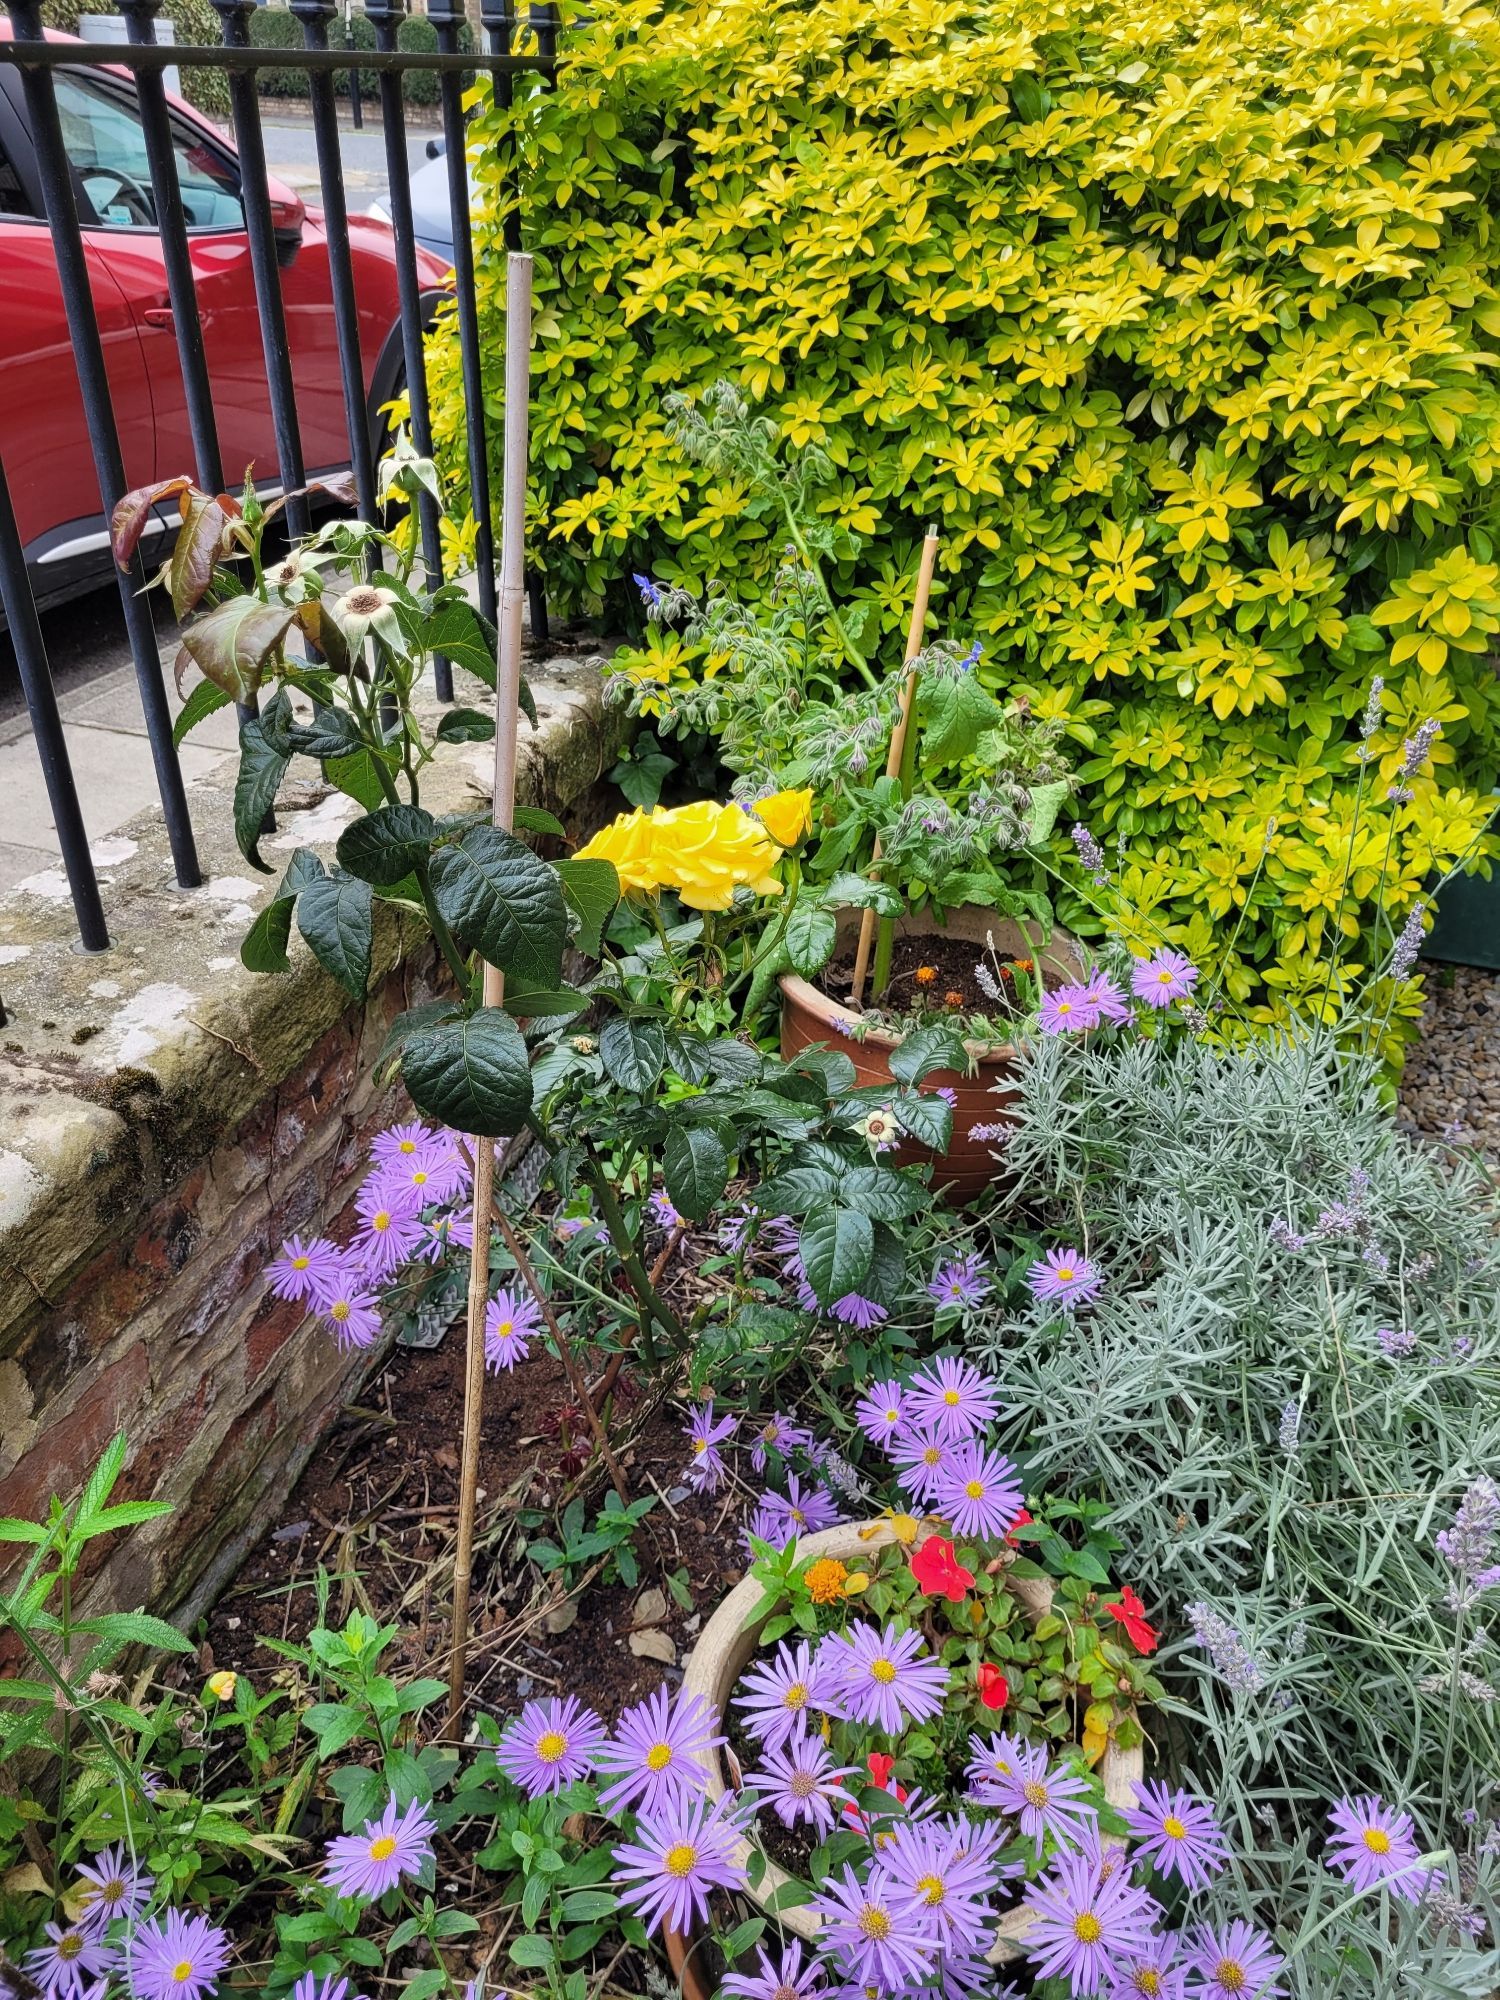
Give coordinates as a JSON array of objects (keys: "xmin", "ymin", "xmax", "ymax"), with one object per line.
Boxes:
[
  {"xmin": 781, "ymin": 506, "xmax": 876, "ymax": 690},
  {"xmin": 54, "ymin": 1568, "xmax": 73, "ymax": 1900}
]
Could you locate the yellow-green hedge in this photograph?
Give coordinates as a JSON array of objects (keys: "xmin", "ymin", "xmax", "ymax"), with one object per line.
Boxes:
[{"xmin": 427, "ymin": 0, "xmax": 1500, "ymax": 1026}]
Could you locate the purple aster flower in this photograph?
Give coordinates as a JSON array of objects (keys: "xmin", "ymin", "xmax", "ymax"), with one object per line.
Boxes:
[
  {"xmin": 497, "ymin": 1695, "xmax": 607, "ymax": 1797},
  {"xmin": 1132, "ymin": 948, "xmax": 1199, "ymax": 1008},
  {"xmin": 718, "ymin": 1206, "xmax": 759, "ymax": 1255},
  {"xmin": 322, "ymin": 1794, "xmax": 435, "ymax": 1901},
  {"xmin": 555, "ymin": 1212, "xmax": 597, "ymax": 1240},
  {"xmin": 1325, "ymin": 1795, "xmax": 1427, "ymax": 1898},
  {"xmin": 760, "ymin": 1472, "xmax": 842, "ymax": 1541},
  {"xmin": 1039, "ymin": 982, "xmax": 1094, "ymax": 1033},
  {"xmin": 966, "ymin": 1728, "xmax": 1026, "ymax": 1795},
  {"xmin": 120, "ymin": 1911, "xmax": 232, "ymax": 2000},
  {"xmin": 317, "ymin": 1269, "xmax": 382, "ymax": 1351},
  {"xmin": 1106, "ymin": 1937, "xmax": 1190, "ymax": 2000},
  {"xmin": 855, "ymin": 1379, "xmax": 908, "ymax": 1446},
  {"xmin": 1022, "ymin": 1848, "xmax": 1160, "ymax": 1994},
  {"xmin": 890, "ymin": 1425, "xmax": 953, "ymax": 1507},
  {"xmin": 683, "ymin": 1400, "xmax": 738, "ymax": 1493},
  {"xmin": 292, "ymin": 1979, "xmax": 367, "ymax": 2000},
  {"xmin": 1081, "ymin": 969, "xmax": 1132, "ymax": 1025},
  {"xmin": 352, "ymin": 1182, "xmax": 426, "ymax": 1281},
  {"xmin": 485, "ymin": 1286, "xmax": 542, "ymax": 1372},
  {"xmin": 264, "ymin": 1234, "xmax": 343, "ymax": 1304},
  {"xmin": 1027, "ymin": 1245, "xmax": 1103, "ymax": 1310},
  {"xmin": 742, "ymin": 1496, "xmax": 796, "ymax": 1555},
  {"xmin": 76, "ymin": 1841, "xmax": 152, "ymax": 1932},
  {"xmin": 818, "ymin": 1621, "xmax": 948, "ymax": 1735},
  {"xmin": 595, "ymin": 1687, "xmax": 721, "ymax": 1817},
  {"xmin": 828, "ymin": 1290, "xmax": 889, "ymax": 1329},
  {"xmin": 985, "ymin": 1739, "xmax": 1099, "ymax": 1853},
  {"xmin": 928, "ymin": 1254, "xmax": 992, "ymax": 1310},
  {"xmin": 906, "ymin": 1355, "xmax": 1003, "ymax": 1442},
  {"xmin": 750, "ymin": 1410, "xmax": 812, "ymax": 1472},
  {"xmin": 878, "ymin": 1815, "xmax": 1003, "ymax": 1945},
  {"xmin": 370, "ymin": 1119, "xmax": 437, "ymax": 1166},
  {"xmin": 611, "ymin": 1792, "xmax": 748, "ymax": 1935},
  {"xmin": 24, "ymin": 1922, "xmax": 115, "ymax": 1994},
  {"xmin": 646, "ymin": 1189, "xmax": 682, "ymax": 1232},
  {"xmin": 931, "ymin": 1441, "xmax": 1024, "ymax": 1542},
  {"xmin": 1123, "ymin": 1780, "xmax": 1229, "ymax": 1891},
  {"xmin": 753, "ymin": 1730, "xmax": 859, "ymax": 1832},
  {"xmin": 722, "ymin": 1942, "xmax": 825, "ymax": 2000},
  {"xmin": 734, "ymin": 1638, "xmax": 830, "ymax": 1751},
  {"xmin": 370, "ymin": 1140, "xmax": 467, "ymax": 1208},
  {"xmin": 1187, "ymin": 1919, "xmax": 1286, "ymax": 2000},
  {"xmin": 812, "ymin": 1865, "xmax": 936, "ymax": 1989}
]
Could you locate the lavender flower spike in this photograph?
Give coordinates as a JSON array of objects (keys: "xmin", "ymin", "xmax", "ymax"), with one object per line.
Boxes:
[
  {"xmin": 1436, "ymin": 1475, "xmax": 1500, "ymax": 1612},
  {"xmin": 1388, "ymin": 900, "xmax": 1426, "ymax": 982},
  {"xmin": 1071, "ymin": 823, "xmax": 1110, "ymax": 885},
  {"xmin": 1186, "ymin": 1602, "xmax": 1265, "ymax": 1695}
]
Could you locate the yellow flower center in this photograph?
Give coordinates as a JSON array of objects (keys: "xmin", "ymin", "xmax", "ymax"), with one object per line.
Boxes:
[
  {"xmin": 291, "ymin": 1254, "xmax": 310, "ymax": 1270},
  {"xmin": 858, "ymin": 1907, "xmax": 892, "ymax": 1941},
  {"xmin": 1216, "ymin": 1961, "xmax": 1247, "ymax": 1993},
  {"xmin": 1058, "ymin": 1000, "xmax": 1074, "ymax": 1014},
  {"xmin": 942, "ymin": 1389, "xmax": 961, "ymax": 1406},
  {"xmin": 783, "ymin": 1681, "xmax": 808, "ymax": 1710},
  {"xmin": 1163, "ymin": 1815, "xmax": 1187, "ymax": 1840},
  {"xmin": 870, "ymin": 1658, "xmax": 897, "ymax": 1685},
  {"xmin": 664, "ymin": 1843, "xmax": 698, "ymax": 1878},
  {"xmin": 1157, "ymin": 970, "xmax": 1174, "ymax": 985},
  {"xmin": 103, "ymin": 1879, "xmax": 126, "ymax": 1903},
  {"xmin": 1073, "ymin": 1913, "xmax": 1102, "ymax": 1945},
  {"xmin": 412, "ymin": 1170, "xmax": 429, "ymax": 1185},
  {"xmin": 536, "ymin": 1731, "xmax": 567, "ymax": 1763},
  {"xmin": 884, "ymin": 1407, "xmax": 898, "ymax": 1424},
  {"xmin": 1136, "ymin": 1975, "xmax": 1162, "ymax": 1998},
  {"xmin": 399, "ymin": 1139, "xmax": 417, "ymax": 1152},
  {"xmin": 172, "ymin": 1964, "xmax": 195, "ymax": 1984},
  {"xmin": 369, "ymin": 1835, "xmax": 398, "ymax": 1861},
  {"xmin": 330, "ymin": 1300, "xmax": 350, "ymax": 1321},
  {"xmin": 916, "ymin": 1873, "xmax": 945, "ymax": 1906},
  {"xmin": 789, "ymin": 1507, "xmax": 807, "ymax": 1526},
  {"xmin": 789, "ymin": 1769, "xmax": 817, "ymax": 1798},
  {"xmin": 693, "ymin": 1439, "xmax": 707, "ymax": 1455},
  {"xmin": 1363, "ymin": 1828, "xmax": 1392, "ymax": 1854},
  {"xmin": 923, "ymin": 1446, "xmax": 942, "ymax": 1467},
  {"xmin": 59, "ymin": 1937, "xmax": 82, "ymax": 1961},
  {"xmin": 1023, "ymin": 1780, "xmax": 1050, "ymax": 1808},
  {"xmin": 496, "ymin": 1321, "xmax": 513, "ymax": 1341},
  {"xmin": 1056, "ymin": 1266, "xmax": 1075, "ymax": 1282},
  {"xmin": 646, "ymin": 1742, "xmax": 673, "ymax": 1772},
  {"xmin": 964, "ymin": 1479, "xmax": 985, "ymax": 1500}
]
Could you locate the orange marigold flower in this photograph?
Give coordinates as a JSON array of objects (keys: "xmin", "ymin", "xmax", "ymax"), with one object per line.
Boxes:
[
  {"xmin": 944, "ymin": 990, "xmax": 965, "ymax": 1009},
  {"xmin": 1013, "ymin": 958, "xmax": 1034, "ymax": 974},
  {"xmin": 914, "ymin": 965, "xmax": 938, "ymax": 986},
  {"xmin": 805, "ymin": 1557, "xmax": 851, "ymax": 1604}
]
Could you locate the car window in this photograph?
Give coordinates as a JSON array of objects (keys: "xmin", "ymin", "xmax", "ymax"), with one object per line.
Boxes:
[
  {"xmin": 53, "ymin": 69, "xmax": 243, "ymax": 231},
  {"xmin": 0, "ymin": 132, "xmax": 28, "ymax": 216}
]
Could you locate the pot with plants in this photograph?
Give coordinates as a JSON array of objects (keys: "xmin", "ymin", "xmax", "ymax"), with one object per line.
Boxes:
[
  {"xmin": 663, "ymin": 1464, "xmax": 1153, "ymax": 1999},
  {"xmin": 770, "ymin": 636, "xmax": 1078, "ymax": 1201}
]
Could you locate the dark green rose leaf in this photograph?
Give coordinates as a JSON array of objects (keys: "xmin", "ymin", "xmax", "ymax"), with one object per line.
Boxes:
[{"xmin": 401, "ymin": 1007, "xmax": 534, "ymax": 1137}]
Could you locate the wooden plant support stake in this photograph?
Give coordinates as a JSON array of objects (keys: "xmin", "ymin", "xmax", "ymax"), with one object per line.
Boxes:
[
  {"xmin": 447, "ymin": 251, "xmax": 535, "ymax": 1736},
  {"xmin": 849, "ymin": 528, "xmax": 940, "ymax": 1008}
]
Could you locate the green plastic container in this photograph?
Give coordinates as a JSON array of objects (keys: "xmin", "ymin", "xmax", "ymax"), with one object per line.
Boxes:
[{"xmin": 1426, "ymin": 867, "xmax": 1500, "ymax": 971}]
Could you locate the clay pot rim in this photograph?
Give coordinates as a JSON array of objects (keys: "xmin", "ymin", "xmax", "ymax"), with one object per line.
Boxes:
[
  {"xmin": 676, "ymin": 1517, "xmax": 1145, "ymax": 1966},
  {"xmin": 777, "ymin": 966, "xmax": 1024, "ymax": 1066}
]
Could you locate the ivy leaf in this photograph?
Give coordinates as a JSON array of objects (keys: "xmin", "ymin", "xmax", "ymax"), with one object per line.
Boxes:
[
  {"xmin": 599, "ymin": 1016, "xmax": 667, "ymax": 1092},
  {"xmin": 662, "ymin": 1123, "xmax": 730, "ymax": 1222},
  {"xmin": 336, "ymin": 804, "xmax": 437, "ymax": 887},
  {"xmin": 799, "ymin": 1208, "xmax": 874, "ymax": 1305},
  {"xmin": 296, "ymin": 870, "xmax": 375, "ymax": 998},
  {"xmin": 428, "ymin": 825, "xmax": 567, "ymax": 988},
  {"xmin": 401, "ymin": 1008, "xmax": 534, "ymax": 1137},
  {"xmin": 785, "ymin": 901, "xmax": 838, "ymax": 979}
]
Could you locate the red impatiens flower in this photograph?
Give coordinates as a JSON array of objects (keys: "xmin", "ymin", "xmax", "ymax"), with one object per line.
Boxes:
[
  {"xmin": 910, "ymin": 1534, "xmax": 976, "ymax": 1602},
  {"xmin": 1005, "ymin": 1506, "xmax": 1033, "ymax": 1548},
  {"xmin": 1106, "ymin": 1585, "xmax": 1159, "ymax": 1654},
  {"xmin": 976, "ymin": 1663, "xmax": 1009, "ymax": 1711},
  {"xmin": 866, "ymin": 1751, "xmax": 896, "ymax": 1789}
]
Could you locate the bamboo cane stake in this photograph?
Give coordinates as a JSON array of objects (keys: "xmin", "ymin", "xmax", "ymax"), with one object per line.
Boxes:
[
  {"xmin": 447, "ymin": 251, "xmax": 534, "ymax": 1735},
  {"xmin": 848, "ymin": 528, "xmax": 940, "ymax": 1008}
]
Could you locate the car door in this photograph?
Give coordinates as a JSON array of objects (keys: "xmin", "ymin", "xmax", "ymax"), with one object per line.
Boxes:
[{"xmin": 0, "ymin": 68, "xmax": 156, "ymax": 586}]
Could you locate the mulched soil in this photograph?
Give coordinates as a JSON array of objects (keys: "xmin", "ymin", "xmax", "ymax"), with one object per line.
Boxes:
[
  {"xmin": 825, "ymin": 930, "xmax": 1028, "ymax": 1018},
  {"xmin": 201, "ymin": 1317, "xmax": 740, "ymax": 1732}
]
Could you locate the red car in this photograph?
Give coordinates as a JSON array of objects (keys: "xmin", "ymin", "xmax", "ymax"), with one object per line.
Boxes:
[{"xmin": 0, "ymin": 25, "xmax": 449, "ymax": 608}]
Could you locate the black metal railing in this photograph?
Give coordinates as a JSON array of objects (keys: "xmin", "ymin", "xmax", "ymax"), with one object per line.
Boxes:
[{"xmin": 0, "ymin": 0, "xmax": 554, "ymax": 951}]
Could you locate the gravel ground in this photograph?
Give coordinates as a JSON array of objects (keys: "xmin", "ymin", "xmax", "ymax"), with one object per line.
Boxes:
[{"xmin": 1399, "ymin": 962, "xmax": 1500, "ymax": 1158}]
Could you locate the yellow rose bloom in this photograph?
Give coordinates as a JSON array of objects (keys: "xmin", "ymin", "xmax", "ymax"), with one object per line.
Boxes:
[
  {"xmin": 751, "ymin": 787, "xmax": 814, "ymax": 847},
  {"xmin": 573, "ymin": 808, "xmax": 660, "ymax": 894},
  {"xmin": 649, "ymin": 800, "xmax": 783, "ymax": 911},
  {"xmin": 206, "ymin": 1671, "xmax": 238, "ymax": 1702}
]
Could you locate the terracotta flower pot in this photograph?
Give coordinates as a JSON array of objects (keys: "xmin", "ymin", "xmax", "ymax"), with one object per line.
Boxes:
[
  {"xmin": 778, "ymin": 908, "xmax": 1077, "ymax": 1203},
  {"xmin": 668, "ymin": 1519, "xmax": 1144, "ymax": 1985}
]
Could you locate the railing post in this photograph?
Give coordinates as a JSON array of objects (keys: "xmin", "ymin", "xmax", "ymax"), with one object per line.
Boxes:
[
  {"xmin": 363, "ymin": 0, "xmax": 453, "ymax": 701},
  {"xmin": 290, "ymin": 0, "xmax": 377, "ymax": 529},
  {"xmin": 2, "ymin": 0, "xmax": 201, "ymax": 889},
  {"xmin": 0, "ymin": 448, "xmax": 110, "ymax": 951},
  {"xmin": 209, "ymin": 0, "xmax": 310, "ymax": 542},
  {"xmin": 429, "ymin": 0, "xmax": 495, "ymax": 628}
]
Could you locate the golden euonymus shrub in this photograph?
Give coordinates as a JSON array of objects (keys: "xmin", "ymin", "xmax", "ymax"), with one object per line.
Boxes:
[{"xmin": 427, "ymin": 0, "xmax": 1500, "ymax": 1030}]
